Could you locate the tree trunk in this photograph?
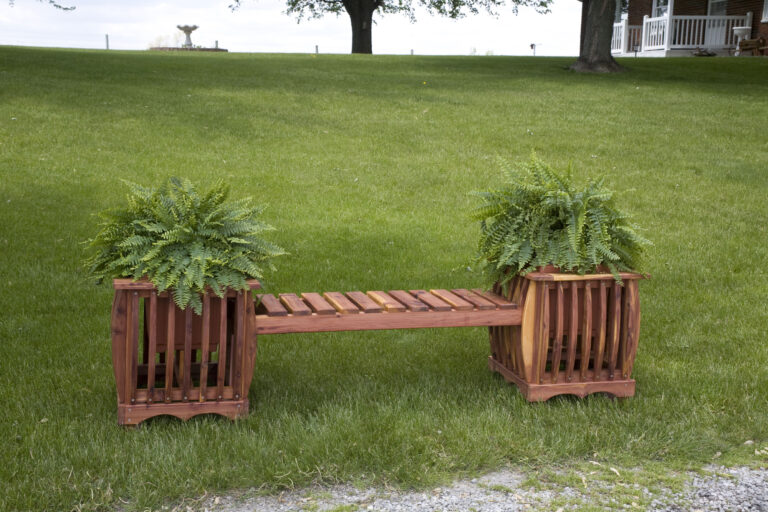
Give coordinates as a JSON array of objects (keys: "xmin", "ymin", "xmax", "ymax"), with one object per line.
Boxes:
[
  {"xmin": 570, "ymin": 0, "xmax": 623, "ymax": 73},
  {"xmin": 345, "ymin": 0, "xmax": 375, "ymax": 54}
]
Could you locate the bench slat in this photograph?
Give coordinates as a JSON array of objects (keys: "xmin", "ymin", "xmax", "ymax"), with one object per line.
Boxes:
[
  {"xmin": 388, "ymin": 290, "xmax": 429, "ymax": 312},
  {"xmin": 409, "ymin": 290, "xmax": 452, "ymax": 311},
  {"xmin": 346, "ymin": 291, "xmax": 383, "ymax": 313},
  {"xmin": 451, "ymin": 289, "xmax": 495, "ymax": 310},
  {"xmin": 430, "ymin": 289, "xmax": 474, "ymax": 311},
  {"xmin": 366, "ymin": 291, "xmax": 407, "ymax": 313},
  {"xmin": 323, "ymin": 292, "xmax": 360, "ymax": 314},
  {"xmin": 301, "ymin": 293, "xmax": 336, "ymax": 316},
  {"xmin": 470, "ymin": 289, "xmax": 517, "ymax": 310},
  {"xmin": 279, "ymin": 293, "xmax": 312, "ymax": 316},
  {"xmin": 257, "ymin": 294, "xmax": 288, "ymax": 317}
]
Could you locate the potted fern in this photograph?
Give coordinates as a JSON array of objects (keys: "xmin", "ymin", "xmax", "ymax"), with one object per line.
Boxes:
[
  {"xmin": 473, "ymin": 156, "xmax": 650, "ymax": 401},
  {"xmin": 86, "ymin": 177, "xmax": 285, "ymax": 425}
]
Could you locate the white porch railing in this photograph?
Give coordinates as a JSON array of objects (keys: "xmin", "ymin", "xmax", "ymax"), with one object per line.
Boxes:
[
  {"xmin": 612, "ymin": 12, "xmax": 752, "ymax": 54},
  {"xmin": 611, "ymin": 21, "xmax": 643, "ymax": 54},
  {"xmin": 669, "ymin": 15, "xmax": 749, "ymax": 48}
]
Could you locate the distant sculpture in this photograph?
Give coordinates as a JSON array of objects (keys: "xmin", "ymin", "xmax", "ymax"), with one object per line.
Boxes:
[{"xmin": 177, "ymin": 25, "xmax": 198, "ymax": 48}]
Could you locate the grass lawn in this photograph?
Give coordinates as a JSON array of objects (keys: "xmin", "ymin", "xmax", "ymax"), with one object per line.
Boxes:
[{"xmin": 0, "ymin": 46, "xmax": 766, "ymax": 511}]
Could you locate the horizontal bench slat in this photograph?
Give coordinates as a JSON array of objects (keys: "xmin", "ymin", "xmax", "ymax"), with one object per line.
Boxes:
[
  {"xmin": 388, "ymin": 290, "xmax": 429, "ymax": 312},
  {"xmin": 255, "ymin": 308, "xmax": 522, "ymax": 335},
  {"xmin": 470, "ymin": 289, "xmax": 517, "ymax": 310},
  {"xmin": 451, "ymin": 289, "xmax": 495, "ymax": 310},
  {"xmin": 301, "ymin": 293, "xmax": 336, "ymax": 315},
  {"xmin": 323, "ymin": 292, "xmax": 359, "ymax": 315},
  {"xmin": 430, "ymin": 289, "xmax": 473, "ymax": 311},
  {"xmin": 279, "ymin": 293, "xmax": 312, "ymax": 316},
  {"xmin": 256, "ymin": 294, "xmax": 288, "ymax": 316},
  {"xmin": 346, "ymin": 291, "xmax": 383, "ymax": 313},
  {"xmin": 367, "ymin": 291, "xmax": 407, "ymax": 313},
  {"xmin": 410, "ymin": 290, "xmax": 452, "ymax": 311}
]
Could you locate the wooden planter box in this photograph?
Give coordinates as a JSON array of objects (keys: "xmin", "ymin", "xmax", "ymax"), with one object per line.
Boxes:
[
  {"xmin": 110, "ymin": 279, "xmax": 260, "ymax": 425},
  {"xmin": 488, "ymin": 268, "xmax": 643, "ymax": 401}
]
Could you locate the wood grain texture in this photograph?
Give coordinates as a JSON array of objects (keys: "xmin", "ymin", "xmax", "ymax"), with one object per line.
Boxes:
[
  {"xmin": 551, "ymin": 283, "xmax": 564, "ymax": 384},
  {"xmin": 345, "ymin": 291, "xmax": 383, "ymax": 313},
  {"xmin": 451, "ymin": 289, "xmax": 495, "ymax": 310},
  {"xmin": 323, "ymin": 292, "xmax": 360, "ymax": 314},
  {"xmin": 580, "ymin": 282, "xmax": 593, "ymax": 381},
  {"xmin": 367, "ymin": 291, "xmax": 407, "ymax": 313},
  {"xmin": 199, "ymin": 293, "xmax": 210, "ymax": 402},
  {"xmin": 410, "ymin": 290, "xmax": 452, "ymax": 311},
  {"xmin": 470, "ymin": 289, "xmax": 517, "ymax": 310},
  {"xmin": 429, "ymin": 289, "xmax": 473, "ymax": 311},
  {"xmin": 257, "ymin": 294, "xmax": 288, "ymax": 317},
  {"xmin": 111, "ymin": 290, "xmax": 128, "ymax": 405},
  {"xmin": 301, "ymin": 293, "xmax": 336, "ymax": 315},
  {"xmin": 388, "ymin": 290, "xmax": 429, "ymax": 312},
  {"xmin": 594, "ymin": 282, "xmax": 607, "ymax": 381},
  {"xmin": 279, "ymin": 293, "xmax": 312, "ymax": 316},
  {"xmin": 255, "ymin": 309, "xmax": 522, "ymax": 335}
]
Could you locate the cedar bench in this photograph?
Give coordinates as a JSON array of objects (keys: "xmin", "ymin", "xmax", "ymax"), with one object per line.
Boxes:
[{"xmin": 112, "ymin": 272, "xmax": 642, "ymax": 425}]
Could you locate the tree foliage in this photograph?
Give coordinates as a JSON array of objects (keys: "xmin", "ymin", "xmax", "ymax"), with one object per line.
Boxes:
[
  {"xmin": 472, "ymin": 156, "xmax": 650, "ymax": 288},
  {"xmin": 231, "ymin": 0, "xmax": 551, "ymax": 53},
  {"xmin": 85, "ymin": 178, "xmax": 286, "ymax": 314},
  {"xmin": 9, "ymin": 0, "xmax": 75, "ymax": 10}
]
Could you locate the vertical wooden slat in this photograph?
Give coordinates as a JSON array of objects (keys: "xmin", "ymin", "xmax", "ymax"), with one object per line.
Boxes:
[
  {"xmin": 607, "ymin": 281, "xmax": 622, "ymax": 380},
  {"xmin": 110, "ymin": 290, "xmax": 128, "ymax": 405},
  {"xmin": 146, "ymin": 291, "xmax": 158, "ymax": 403},
  {"xmin": 551, "ymin": 282, "xmax": 564, "ymax": 383},
  {"xmin": 216, "ymin": 297, "xmax": 228, "ymax": 400},
  {"xmin": 594, "ymin": 281, "xmax": 607, "ymax": 381},
  {"xmin": 565, "ymin": 283, "xmax": 578, "ymax": 382},
  {"xmin": 530, "ymin": 283, "xmax": 543, "ymax": 385},
  {"xmin": 127, "ymin": 292, "xmax": 139, "ymax": 404},
  {"xmin": 232, "ymin": 291, "xmax": 245, "ymax": 400},
  {"xmin": 164, "ymin": 301, "xmax": 175, "ymax": 402},
  {"xmin": 538, "ymin": 283, "xmax": 550, "ymax": 384},
  {"xmin": 580, "ymin": 282, "xmax": 592, "ymax": 381},
  {"xmin": 199, "ymin": 293, "xmax": 211, "ymax": 402},
  {"xmin": 621, "ymin": 280, "xmax": 641, "ymax": 379},
  {"xmin": 182, "ymin": 308, "xmax": 193, "ymax": 401}
]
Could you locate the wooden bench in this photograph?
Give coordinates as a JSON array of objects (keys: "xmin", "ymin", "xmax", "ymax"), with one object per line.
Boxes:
[
  {"xmin": 254, "ymin": 288, "xmax": 519, "ymax": 334},
  {"xmin": 111, "ymin": 271, "xmax": 643, "ymax": 425}
]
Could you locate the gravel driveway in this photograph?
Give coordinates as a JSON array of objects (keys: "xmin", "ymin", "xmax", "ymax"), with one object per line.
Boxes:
[{"xmin": 201, "ymin": 465, "xmax": 767, "ymax": 511}]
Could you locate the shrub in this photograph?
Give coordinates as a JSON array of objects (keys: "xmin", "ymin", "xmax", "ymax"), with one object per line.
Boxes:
[
  {"xmin": 85, "ymin": 177, "xmax": 285, "ymax": 313},
  {"xmin": 472, "ymin": 156, "xmax": 650, "ymax": 288}
]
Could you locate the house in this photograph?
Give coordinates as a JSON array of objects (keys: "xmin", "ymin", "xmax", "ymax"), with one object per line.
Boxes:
[{"xmin": 611, "ymin": 0, "xmax": 768, "ymax": 56}]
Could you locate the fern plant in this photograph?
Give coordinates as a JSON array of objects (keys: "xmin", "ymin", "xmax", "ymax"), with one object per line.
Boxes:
[
  {"xmin": 85, "ymin": 177, "xmax": 286, "ymax": 314},
  {"xmin": 472, "ymin": 156, "xmax": 650, "ymax": 289}
]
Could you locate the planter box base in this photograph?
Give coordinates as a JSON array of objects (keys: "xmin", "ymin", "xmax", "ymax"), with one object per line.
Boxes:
[
  {"xmin": 488, "ymin": 357, "xmax": 635, "ymax": 401},
  {"xmin": 117, "ymin": 399, "xmax": 250, "ymax": 426}
]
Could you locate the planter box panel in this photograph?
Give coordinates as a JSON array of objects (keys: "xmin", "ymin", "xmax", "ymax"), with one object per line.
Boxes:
[{"xmin": 489, "ymin": 273, "xmax": 642, "ymax": 401}]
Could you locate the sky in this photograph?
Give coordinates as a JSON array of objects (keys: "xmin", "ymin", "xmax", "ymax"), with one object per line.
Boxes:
[{"xmin": 0, "ymin": 0, "xmax": 581, "ymax": 56}]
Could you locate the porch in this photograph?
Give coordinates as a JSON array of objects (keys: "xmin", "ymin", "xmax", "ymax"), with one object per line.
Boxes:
[{"xmin": 612, "ymin": 12, "xmax": 753, "ymax": 56}]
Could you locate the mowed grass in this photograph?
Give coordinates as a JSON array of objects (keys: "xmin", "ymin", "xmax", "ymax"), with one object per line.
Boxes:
[{"xmin": 0, "ymin": 46, "xmax": 767, "ymax": 511}]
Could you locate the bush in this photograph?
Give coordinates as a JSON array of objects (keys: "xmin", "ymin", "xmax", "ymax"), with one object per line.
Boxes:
[
  {"xmin": 85, "ymin": 177, "xmax": 285, "ymax": 313},
  {"xmin": 472, "ymin": 156, "xmax": 650, "ymax": 288}
]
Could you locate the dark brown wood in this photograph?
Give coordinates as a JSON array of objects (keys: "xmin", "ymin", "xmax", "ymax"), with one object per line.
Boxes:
[
  {"xmin": 182, "ymin": 308, "xmax": 193, "ymax": 401},
  {"xmin": 470, "ymin": 289, "xmax": 517, "ymax": 310},
  {"xmin": 255, "ymin": 308, "xmax": 522, "ymax": 335},
  {"xmin": 147, "ymin": 291, "xmax": 158, "ymax": 403},
  {"xmin": 346, "ymin": 291, "xmax": 383, "ymax": 313},
  {"xmin": 409, "ymin": 290, "xmax": 452, "ymax": 311},
  {"xmin": 366, "ymin": 291, "xmax": 406, "ymax": 312},
  {"xmin": 551, "ymin": 283, "xmax": 564, "ymax": 384},
  {"xmin": 388, "ymin": 290, "xmax": 429, "ymax": 312},
  {"xmin": 323, "ymin": 292, "xmax": 360, "ymax": 314},
  {"xmin": 524, "ymin": 271, "xmax": 644, "ymax": 282},
  {"xmin": 594, "ymin": 281, "xmax": 607, "ymax": 381},
  {"xmin": 565, "ymin": 282, "xmax": 578, "ymax": 383},
  {"xmin": 580, "ymin": 282, "xmax": 592, "ymax": 381},
  {"xmin": 607, "ymin": 281, "xmax": 621, "ymax": 380},
  {"xmin": 430, "ymin": 289, "xmax": 473, "ymax": 311},
  {"xmin": 118, "ymin": 399, "xmax": 249, "ymax": 425},
  {"xmin": 199, "ymin": 293, "xmax": 211, "ymax": 402},
  {"xmin": 279, "ymin": 293, "xmax": 312, "ymax": 316},
  {"xmin": 257, "ymin": 294, "xmax": 288, "ymax": 317},
  {"xmin": 232, "ymin": 291, "xmax": 244, "ymax": 400},
  {"xmin": 164, "ymin": 301, "xmax": 176, "ymax": 403},
  {"xmin": 451, "ymin": 289, "xmax": 495, "ymax": 310},
  {"xmin": 216, "ymin": 297, "xmax": 227, "ymax": 400},
  {"xmin": 111, "ymin": 290, "xmax": 128, "ymax": 405},
  {"xmin": 301, "ymin": 293, "xmax": 336, "ymax": 315},
  {"xmin": 128, "ymin": 292, "xmax": 139, "ymax": 405}
]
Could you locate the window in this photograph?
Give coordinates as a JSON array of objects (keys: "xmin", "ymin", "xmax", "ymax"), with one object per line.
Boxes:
[
  {"xmin": 652, "ymin": 0, "xmax": 668, "ymax": 18},
  {"xmin": 708, "ymin": 0, "xmax": 727, "ymax": 16},
  {"xmin": 762, "ymin": 0, "xmax": 768, "ymax": 22}
]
